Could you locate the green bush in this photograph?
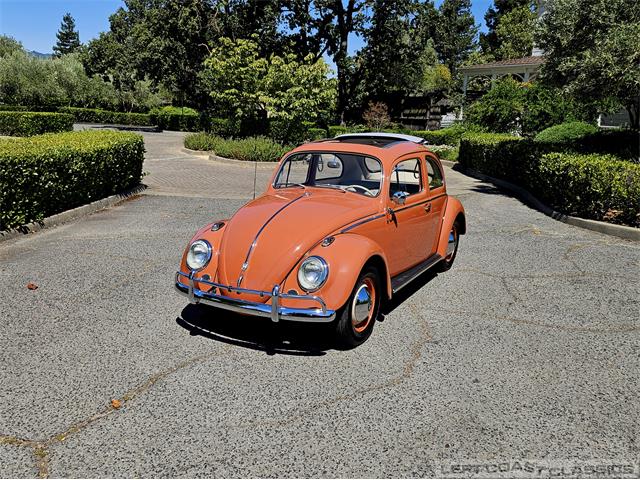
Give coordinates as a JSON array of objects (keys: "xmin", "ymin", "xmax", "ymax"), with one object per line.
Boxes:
[
  {"xmin": 0, "ymin": 130, "xmax": 145, "ymax": 229},
  {"xmin": 0, "ymin": 105, "xmax": 29, "ymax": 111},
  {"xmin": 536, "ymin": 153, "xmax": 640, "ymax": 225},
  {"xmin": 465, "ymin": 78, "xmax": 525, "ymax": 133},
  {"xmin": 307, "ymin": 127, "xmax": 328, "ymax": 141},
  {"xmin": 184, "ymin": 133, "xmax": 289, "ymax": 162},
  {"xmin": 327, "ymin": 125, "xmax": 367, "ymax": 137},
  {"xmin": 269, "ymin": 119, "xmax": 321, "ymax": 144},
  {"xmin": 150, "ymin": 106, "xmax": 200, "ymax": 131},
  {"xmin": 458, "ymin": 132, "xmax": 528, "ymax": 179},
  {"xmin": 535, "ymin": 123, "xmax": 638, "ymax": 160},
  {"xmin": 534, "ymin": 121, "xmax": 598, "ymax": 144},
  {"xmin": 208, "ymin": 117, "xmax": 241, "ymax": 137},
  {"xmin": 58, "ymin": 107, "xmax": 152, "ymax": 126},
  {"xmin": 414, "ymin": 123, "xmax": 485, "ymax": 146},
  {"xmin": 429, "ymin": 145, "xmax": 459, "ymax": 162},
  {"xmin": 458, "ymin": 132, "xmax": 640, "ymax": 226},
  {"xmin": 0, "ymin": 111, "xmax": 74, "ymax": 136}
]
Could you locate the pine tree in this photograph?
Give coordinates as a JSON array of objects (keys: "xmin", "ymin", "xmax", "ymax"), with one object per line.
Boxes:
[
  {"xmin": 435, "ymin": 0, "xmax": 478, "ymax": 75},
  {"xmin": 53, "ymin": 13, "xmax": 80, "ymax": 57}
]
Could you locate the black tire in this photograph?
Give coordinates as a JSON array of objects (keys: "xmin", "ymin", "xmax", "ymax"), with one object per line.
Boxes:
[
  {"xmin": 437, "ymin": 222, "xmax": 460, "ymax": 272},
  {"xmin": 334, "ymin": 266, "xmax": 381, "ymax": 349}
]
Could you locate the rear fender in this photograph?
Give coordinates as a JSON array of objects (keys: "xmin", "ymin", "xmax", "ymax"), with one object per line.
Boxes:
[
  {"xmin": 436, "ymin": 196, "xmax": 466, "ymax": 258},
  {"xmin": 281, "ymin": 233, "xmax": 392, "ymax": 311}
]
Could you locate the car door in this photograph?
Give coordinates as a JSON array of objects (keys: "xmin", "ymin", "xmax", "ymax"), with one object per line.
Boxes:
[
  {"xmin": 423, "ymin": 154, "xmax": 447, "ymax": 256},
  {"xmin": 383, "ymin": 156, "xmax": 432, "ymax": 275}
]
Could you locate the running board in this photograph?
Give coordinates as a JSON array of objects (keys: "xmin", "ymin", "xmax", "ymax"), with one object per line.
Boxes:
[{"xmin": 391, "ymin": 254, "xmax": 443, "ymax": 294}]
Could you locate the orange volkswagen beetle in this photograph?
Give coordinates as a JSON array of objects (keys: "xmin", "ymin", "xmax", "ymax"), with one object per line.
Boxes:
[{"xmin": 175, "ymin": 133, "xmax": 466, "ymax": 347}]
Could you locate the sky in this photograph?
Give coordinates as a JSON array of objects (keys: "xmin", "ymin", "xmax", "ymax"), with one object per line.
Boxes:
[{"xmin": 0, "ymin": 0, "xmax": 492, "ymax": 54}]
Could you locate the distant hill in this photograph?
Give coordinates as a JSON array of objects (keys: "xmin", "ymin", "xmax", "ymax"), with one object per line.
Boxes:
[{"xmin": 28, "ymin": 50, "xmax": 52, "ymax": 59}]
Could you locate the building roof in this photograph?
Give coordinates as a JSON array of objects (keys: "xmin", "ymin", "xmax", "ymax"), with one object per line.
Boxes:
[{"xmin": 460, "ymin": 56, "xmax": 545, "ymax": 71}]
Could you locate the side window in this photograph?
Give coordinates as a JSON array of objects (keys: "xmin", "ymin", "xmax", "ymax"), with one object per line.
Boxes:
[
  {"xmin": 426, "ymin": 157, "xmax": 443, "ymax": 189},
  {"xmin": 389, "ymin": 158, "xmax": 422, "ymax": 197},
  {"xmin": 315, "ymin": 154, "xmax": 343, "ymax": 181}
]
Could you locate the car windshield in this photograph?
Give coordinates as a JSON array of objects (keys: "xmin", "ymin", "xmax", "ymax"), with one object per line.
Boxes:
[{"xmin": 273, "ymin": 152, "xmax": 382, "ymax": 197}]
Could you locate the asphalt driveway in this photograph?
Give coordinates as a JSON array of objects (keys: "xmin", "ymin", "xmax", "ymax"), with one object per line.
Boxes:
[{"xmin": 0, "ymin": 129, "xmax": 638, "ymax": 477}]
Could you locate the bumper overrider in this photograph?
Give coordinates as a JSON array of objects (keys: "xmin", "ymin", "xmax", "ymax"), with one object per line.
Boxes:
[{"xmin": 175, "ymin": 270, "xmax": 336, "ymax": 323}]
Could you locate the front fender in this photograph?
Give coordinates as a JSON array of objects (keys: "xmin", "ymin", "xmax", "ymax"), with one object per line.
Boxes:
[
  {"xmin": 281, "ymin": 233, "xmax": 392, "ymax": 311},
  {"xmin": 436, "ymin": 196, "xmax": 465, "ymax": 258}
]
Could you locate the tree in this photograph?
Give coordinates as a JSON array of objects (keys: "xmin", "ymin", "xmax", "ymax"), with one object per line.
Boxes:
[
  {"xmin": 494, "ymin": 4, "xmax": 536, "ymax": 59},
  {"xmin": 201, "ymin": 37, "xmax": 335, "ymax": 124},
  {"xmin": 435, "ymin": 0, "xmax": 477, "ymax": 75},
  {"xmin": 536, "ymin": 0, "xmax": 640, "ymax": 129},
  {"xmin": 0, "ymin": 35, "xmax": 23, "ymax": 58},
  {"xmin": 480, "ymin": 0, "xmax": 532, "ymax": 56},
  {"xmin": 283, "ymin": 0, "xmax": 368, "ymax": 123},
  {"xmin": 363, "ymin": 102, "xmax": 392, "ymax": 130},
  {"xmin": 53, "ymin": 13, "xmax": 81, "ymax": 57},
  {"xmin": 359, "ymin": 0, "xmax": 420, "ymax": 100}
]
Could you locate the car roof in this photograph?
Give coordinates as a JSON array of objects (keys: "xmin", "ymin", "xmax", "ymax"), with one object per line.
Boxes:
[{"xmin": 290, "ymin": 133, "xmax": 432, "ymax": 168}]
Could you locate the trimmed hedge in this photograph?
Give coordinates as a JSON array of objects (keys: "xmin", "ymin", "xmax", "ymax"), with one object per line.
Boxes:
[
  {"xmin": 536, "ymin": 153, "xmax": 640, "ymax": 225},
  {"xmin": 58, "ymin": 107, "xmax": 152, "ymax": 126},
  {"xmin": 0, "ymin": 130, "xmax": 145, "ymax": 229},
  {"xmin": 0, "ymin": 111, "xmax": 74, "ymax": 136},
  {"xmin": 150, "ymin": 106, "xmax": 200, "ymax": 131},
  {"xmin": 534, "ymin": 121, "xmax": 598, "ymax": 144},
  {"xmin": 414, "ymin": 124, "xmax": 486, "ymax": 146},
  {"xmin": 535, "ymin": 122, "xmax": 639, "ymax": 160},
  {"xmin": 459, "ymin": 132, "xmax": 640, "ymax": 226},
  {"xmin": 184, "ymin": 133, "xmax": 289, "ymax": 162}
]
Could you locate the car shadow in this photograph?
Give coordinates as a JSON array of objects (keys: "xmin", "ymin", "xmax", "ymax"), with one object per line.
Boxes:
[
  {"xmin": 380, "ymin": 269, "xmax": 439, "ymax": 317},
  {"xmin": 176, "ymin": 304, "xmax": 333, "ymax": 356},
  {"xmin": 176, "ymin": 268, "xmax": 440, "ymax": 355}
]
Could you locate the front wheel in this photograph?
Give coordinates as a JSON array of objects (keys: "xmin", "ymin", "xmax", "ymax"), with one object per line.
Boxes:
[
  {"xmin": 334, "ymin": 266, "xmax": 381, "ymax": 349},
  {"xmin": 437, "ymin": 222, "xmax": 460, "ymax": 272}
]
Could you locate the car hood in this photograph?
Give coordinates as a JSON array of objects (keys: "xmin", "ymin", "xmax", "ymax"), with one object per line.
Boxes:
[{"xmin": 216, "ymin": 188, "xmax": 376, "ymax": 295}]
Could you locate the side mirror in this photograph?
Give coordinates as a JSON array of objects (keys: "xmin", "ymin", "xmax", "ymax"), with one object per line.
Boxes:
[
  {"xmin": 327, "ymin": 159, "xmax": 340, "ymax": 168},
  {"xmin": 391, "ymin": 191, "xmax": 409, "ymax": 205}
]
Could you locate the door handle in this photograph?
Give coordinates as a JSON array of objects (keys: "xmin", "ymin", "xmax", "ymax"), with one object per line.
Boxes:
[{"xmin": 424, "ymin": 203, "xmax": 432, "ymax": 213}]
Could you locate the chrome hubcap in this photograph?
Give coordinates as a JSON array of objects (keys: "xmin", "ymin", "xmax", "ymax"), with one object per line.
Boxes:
[
  {"xmin": 351, "ymin": 283, "xmax": 372, "ymax": 326},
  {"xmin": 446, "ymin": 227, "xmax": 458, "ymax": 260}
]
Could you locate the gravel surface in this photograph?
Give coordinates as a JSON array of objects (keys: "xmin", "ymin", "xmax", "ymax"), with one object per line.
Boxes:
[{"xmin": 1, "ymin": 127, "xmax": 638, "ymax": 477}]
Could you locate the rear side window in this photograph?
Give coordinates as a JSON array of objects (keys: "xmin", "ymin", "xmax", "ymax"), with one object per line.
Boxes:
[
  {"xmin": 390, "ymin": 158, "xmax": 422, "ymax": 196},
  {"xmin": 426, "ymin": 157, "xmax": 443, "ymax": 189}
]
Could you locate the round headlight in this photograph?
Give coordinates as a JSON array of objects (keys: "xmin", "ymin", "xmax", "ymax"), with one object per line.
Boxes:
[
  {"xmin": 186, "ymin": 239, "xmax": 212, "ymax": 271},
  {"xmin": 297, "ymin": 256, "xmax": 328, "ymax": 292}
]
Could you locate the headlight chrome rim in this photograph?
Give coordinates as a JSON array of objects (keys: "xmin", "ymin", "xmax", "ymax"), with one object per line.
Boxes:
[
  {"xmin": 186, "ymin": 239, "xmax": 212, "ymax": 271},
  {"xmin": 297, "ymin": 256, "xmax": 329, "ymax": 292}
]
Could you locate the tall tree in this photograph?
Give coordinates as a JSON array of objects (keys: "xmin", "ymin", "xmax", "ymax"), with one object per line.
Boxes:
[
  {"xmin": 493, "ymin": 4, "xmax": 536, "ymax": 59},
  {"xmin": 283, "ymin": 0, "xmax": 368, "ymax": 122},
  {"xmin": 435, "ymin": 0, "xmax": 477, "ymax": 75},
  {"xmin": 53, "ymin": 13, "xmax": 81, "ymax": 57},
  {"xmin": 536, "ymin": 0, "xmax": 640, "ymax": 129},
  {"xmin": 480, "ymin": 0, "xmax": 532, "ymax": 56},
  {"xmin": 84, "ymin": 0, "xmax": 217, "ymax": 107}
]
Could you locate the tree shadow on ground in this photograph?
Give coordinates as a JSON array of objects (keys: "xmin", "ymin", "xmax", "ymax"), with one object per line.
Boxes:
[{"xmin": 176, "ymin": 267, "xmax": 440, "ymax": 355}]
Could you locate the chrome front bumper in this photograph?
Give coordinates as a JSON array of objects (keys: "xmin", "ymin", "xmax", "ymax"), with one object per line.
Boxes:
[{"xmin": 175, "ymin": 270, "xmax": 336, "ymax": 323}]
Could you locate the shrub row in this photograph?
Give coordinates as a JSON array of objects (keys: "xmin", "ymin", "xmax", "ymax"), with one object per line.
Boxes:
[
  {"xmin": 0, "ymin": 111, "xmax": 74, "ymax": 136},
  {"xmin": 184, "ymin": 133, "xmax": 289, "ymax": 162},
  {"xmin": 535, "ymin": 122, "xmax": 639, "ymax": 160},
  {"xmin": 0, "ymin": 130, "xmax": 145, "ymax": 229},
  {"xmin": 149, "ymin": 106, "xmax": 201, "ymax": 132},
  {"xmin": 459, "ymin": 132, "xmax": 640, "ymax": 226},
  {"xmin": 58, "ymin": 107, "xmax": 152, "ymax": 126},
  {"xmin": 414, "ymin": 123, "xmax": 486, "ymax": 146}
]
